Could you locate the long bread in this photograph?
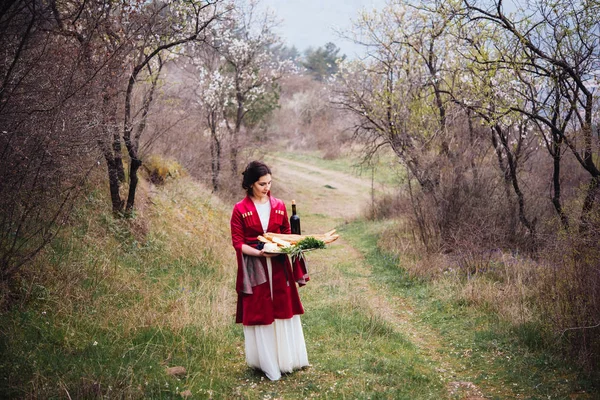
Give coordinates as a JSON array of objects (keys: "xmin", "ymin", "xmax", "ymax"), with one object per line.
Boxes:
[
  {"xmin": 264, "ymin": 231, "xmax": 339, "ymax": 245},
  {"xmin": 271, "ymin": 237, "xmax": 292, "ymax": 247}
]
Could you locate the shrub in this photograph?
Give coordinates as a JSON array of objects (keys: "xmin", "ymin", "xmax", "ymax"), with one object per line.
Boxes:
[{"xmin": 143, "ymin": 155, "xmax": 186, "ymax": 184}]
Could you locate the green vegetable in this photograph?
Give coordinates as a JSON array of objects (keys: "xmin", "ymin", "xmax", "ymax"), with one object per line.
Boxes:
[
  {"xmin": 282, "ymin": 237, "xmax": 326, "ymax": 261},
  {"xmin": 296, "ymin": 236, "xmax": 326, "ymax": 250}
]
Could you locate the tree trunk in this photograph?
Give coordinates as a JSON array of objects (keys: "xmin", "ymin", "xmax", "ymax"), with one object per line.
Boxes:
[
  {"xmin": 209, "ymin": 111, "xmax": 221, "ymax": 192},
  {"xmin": 579, "ymin": 93, "xmax": 599, "ymax": 232},
  {"xmin": 126, "ymin": 157, "xmax": 141, "ymax": 214},
  {"xmin": 210, "ymin": 137, "xmax": 221, "ymax": 192},
  {"xmin": 495, "ymin": 124, "xmax": 536, "ymax": 241},
  {"xmin": 113, "ymin": 129, "xmax": 125, "ymax": 183},
  {"xmin": 580, "ymin": 176, "xmax": 599, "ymax": 233},
  {"xmin": 490, "ymin": 126, "xmax": 516, "ymax": 230},
  {"xmin": 230, "ymin": 74, "xmax": 244, "ymax": 177},
  {"xmin": 230, "ymin": 131, "xmax": 238, "ymax": 178},
  {"xmin": 101, "ymin": 145, "xmax": 124, "ymax": 214},
  {"xmin": 123, "ymin": 56, "xmax": 162, "ymax": 215},
  {"xmin": 104, "ymin": 96, "xmax": 125, "ymax": 183},
  {"xmin": 551, "ymin": 133, "xmax": 568, "ymax": 229},
  {"xmin": 100, "ymin": 93, "xmax": 124, "ymax": 214},
  {"xmin": 467, "ymin": 110, "xmax": 478, "ymax": 181}
]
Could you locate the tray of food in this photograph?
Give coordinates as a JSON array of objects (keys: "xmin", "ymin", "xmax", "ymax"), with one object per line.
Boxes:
[{"xmin": 258, "ymin": 230, "xmax": 339, "ymax": 257}]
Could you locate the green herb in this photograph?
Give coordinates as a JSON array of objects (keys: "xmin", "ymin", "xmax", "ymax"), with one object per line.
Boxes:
[
  {"xmin": 282, "ymin": 236, "xmax": 326, "ymax": 261},
  {"xmin": 296, "ymin": 236, "xmax": 326, "ymax": 250}
]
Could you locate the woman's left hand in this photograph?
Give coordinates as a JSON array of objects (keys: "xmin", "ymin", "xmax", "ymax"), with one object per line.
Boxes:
[{"xmin": 258, "ymin": 250, "xmax": 279, "ymax": 258}]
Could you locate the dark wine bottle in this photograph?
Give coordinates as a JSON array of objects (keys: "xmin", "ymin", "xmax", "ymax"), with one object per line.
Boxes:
[{"xmin": 290, "ymin": 199, "xmax": 301, "ymax": 234}]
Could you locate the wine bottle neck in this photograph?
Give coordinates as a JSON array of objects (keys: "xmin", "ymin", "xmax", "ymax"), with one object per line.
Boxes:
[{"xmin": 292, "ymin": 204, "xmax": 297, "ymax": 215}]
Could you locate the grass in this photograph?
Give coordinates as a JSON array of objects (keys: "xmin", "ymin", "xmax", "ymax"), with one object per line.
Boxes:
[
  {"xmin": 271, "ymin": 149, "xmax": 405, "ymax": 187},
  {"xmin": 0, "ymin": 172, "xmax": 443, "ymax": 399},
  {"xmin": 1, "ymin": 163, "xmax": 597, "ymax": 399},
  {"xmin": 339, "ymin": 219, "xmax": 597, "ymax": 399},
  {"xmin": 0, "ymin": 177, "xmax": 242, "ymax": 399}
]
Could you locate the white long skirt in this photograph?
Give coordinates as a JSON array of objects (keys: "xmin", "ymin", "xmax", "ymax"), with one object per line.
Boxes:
[{"xmin": 242, "ymin": 258, "xmax": 309, "ymax": 380}]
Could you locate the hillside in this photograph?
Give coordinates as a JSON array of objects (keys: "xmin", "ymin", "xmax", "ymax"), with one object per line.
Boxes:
[
  {"xmin": 0, "ymin": 176, "xmax": 239, "ymax": 398},
  {"xmin": 0, "ymin": 157, "xmax": 597, "ymax": 399}
]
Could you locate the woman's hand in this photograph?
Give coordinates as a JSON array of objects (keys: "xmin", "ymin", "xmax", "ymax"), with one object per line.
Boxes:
[
  {"xmin": 258, "ymin": 249, "xmax": 279, "ymax": 258},
  {"xmin": 241, "ymin": 243, "xmax": 278, "ymax": 258}
]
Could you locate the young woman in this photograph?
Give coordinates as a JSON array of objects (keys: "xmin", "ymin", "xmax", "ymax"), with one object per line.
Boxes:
[{"xmin": 230, "ymin": 160, "xmax": 310, "ymax": 380}]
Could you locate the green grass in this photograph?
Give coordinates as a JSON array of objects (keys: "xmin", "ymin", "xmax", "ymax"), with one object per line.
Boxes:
[
  {"xmin": 339, "ymin": 220, "xmax": 597, "ymax": 399},
  {"xmin": 0, "ymin": 179, "xmax": 243, "ymax": 399},
  {"xmin": 0, "ymin": 175, "xmax": 443, "ymax": 399},
  {"xmin": 1, "ymin": 172, "xmax": 597, "ymax": 399}
]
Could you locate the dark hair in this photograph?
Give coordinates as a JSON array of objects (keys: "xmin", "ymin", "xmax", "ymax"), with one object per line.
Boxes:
[{"xmin": 242, "ymin": 160, "xmax": 271, "ymax": 196}]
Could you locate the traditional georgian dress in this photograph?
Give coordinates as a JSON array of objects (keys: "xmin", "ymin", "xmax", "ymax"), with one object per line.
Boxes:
[{"xmin": 230, "ymin": 193, "xmax": 310, "ymax": 380}]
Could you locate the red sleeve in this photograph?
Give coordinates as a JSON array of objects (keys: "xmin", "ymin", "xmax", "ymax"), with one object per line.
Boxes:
[
  {"xmin": 231, "ymin": 204, "xmax": 246, "ymax": 295},
  {"xmin": 230, "ymin": 205, "xmax": 245, "ymax": 250}
]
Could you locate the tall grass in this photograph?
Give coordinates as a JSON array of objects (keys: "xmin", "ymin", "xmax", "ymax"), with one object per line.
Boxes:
[
  {"xmin": 2, "ymin": 159, "xmax": 597, "ymax": 399},
  {"xmin": 0, "ymin": 174, "xmax": 240, "ymax": 399},
  {"xmin": 0, "ymin": 171, "xmax": 446, "ymax": 399}
]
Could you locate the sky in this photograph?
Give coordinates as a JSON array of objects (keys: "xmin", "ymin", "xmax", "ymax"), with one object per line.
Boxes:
[{"xmin": 258, "ymin": 0, "xmax": 388, "ymax": 58}]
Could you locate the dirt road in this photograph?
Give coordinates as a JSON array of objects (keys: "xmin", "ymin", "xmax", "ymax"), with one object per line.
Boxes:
[{"xmin": 268, "ymin": 156, "xmax": 372, "ymax": 221}]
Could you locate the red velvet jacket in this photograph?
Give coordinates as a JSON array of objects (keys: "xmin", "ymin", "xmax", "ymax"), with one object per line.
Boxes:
[{"xmin": 230, "ymin": 193, "xmax": 309, "ymax": 325}]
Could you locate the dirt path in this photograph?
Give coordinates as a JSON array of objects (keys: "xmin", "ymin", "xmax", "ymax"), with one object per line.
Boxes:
[
  {"xmin": 268, "ymin": 156, "xmax": 371, "ymax": 220},
  {"xmin": 270, "ymin": 155, "xmax": 485, "ymax": 399},
  {"xmin": 271, "ymin": 156, "xmax": 375, "ymax": 191}
]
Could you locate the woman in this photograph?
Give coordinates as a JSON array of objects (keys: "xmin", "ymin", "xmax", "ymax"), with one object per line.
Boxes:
[{"xmin": 230, "ymin": 160, "xmax": 310, "ymax": 381}]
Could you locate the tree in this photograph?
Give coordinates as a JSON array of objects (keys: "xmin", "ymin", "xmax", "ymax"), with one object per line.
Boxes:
[
  {"xmin": 210, "ymin": 0, "xmax": 288, "ymax": 176},
  {"xmin": 118, "ymin": 0, "xmax": 224, "ymax": 214},
  {"xmin": 0, "ymin": 0, "xmax": 225, "ymax": 277},
  {"xmin": 302, "ymin": 42, "xmax": 345, "ymax": 81},
  {"xmin": 458, "ymin": 0, "xmax": 600, "ymax": 231},
  {"xmin": 0, "ymin": 0, "xmax": 112, "ymax": 278},
  {"xmin": 335, "ymin": 1, "xmax": 459, "ymax": 192},
  {"xmin": 192, "ymin": 43, "xmax": 234, "ymax": 192},
  {"xmin": 439, "ymin": 13, "xmax": 540, "ymax": 238}
]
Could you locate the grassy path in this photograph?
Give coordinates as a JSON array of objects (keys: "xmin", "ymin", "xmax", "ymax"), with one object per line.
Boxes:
[
  {"xmin": 240, "ymin": 156, "xmax": 475, "ymax": 398},
  {"xmin": 225, "ymin": 155, "xmax": 594, "ymax": 399},
  {"xmin": 229, "ymin": 155, "xmax": 450, "ymax": 398}
]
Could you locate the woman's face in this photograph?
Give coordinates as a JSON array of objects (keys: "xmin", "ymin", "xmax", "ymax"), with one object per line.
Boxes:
[{"xmin": 251, "ymin": 174, "xmax": 272, "ymax": 198}]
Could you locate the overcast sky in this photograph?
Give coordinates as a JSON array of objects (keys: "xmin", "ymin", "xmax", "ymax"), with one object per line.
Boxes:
[{"xmin": 259, "ymin": 0, "xmax": 387, "ymax": 58}]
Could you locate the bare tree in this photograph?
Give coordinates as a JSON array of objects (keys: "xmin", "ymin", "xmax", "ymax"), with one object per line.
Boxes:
[
  {"xmin": 0, "ymin": 0, "xmax": 106, "ymax": 278},
  {"xmin": 0, "ymin": 0, "xmax": 226, "ymax": 277},
  {"xmin": 459, "ymin": 0, "xmax": 600, "ymax": 231}
]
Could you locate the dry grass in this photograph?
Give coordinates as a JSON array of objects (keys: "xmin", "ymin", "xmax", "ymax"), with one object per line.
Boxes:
[
  {"xmin": 377, "ymin": 218, "xmax": 539, "ymax": 327},
  {"xmin": 52, "ymin": 175, "xmax": 235, "ymax": 334},
  {"xmin": 376, "ymin": 206, "xmax": 600, "ymax": 375},
  {"xmin": 0, "ymin": 173, "xmax": 240, "ymax": 398},
  {"xmin": 144, "ymin": 177, "xmax": 237, "ymax": 331}
]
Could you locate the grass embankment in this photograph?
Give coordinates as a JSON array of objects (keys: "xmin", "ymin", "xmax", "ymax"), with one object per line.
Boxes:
[
  {"xmin": 1, "ymin": 169, "xmax": 596, "ymax": 398},
  {"xmin": 0, "ymin": 177, "xmax": 242, "ymax": 398}
]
